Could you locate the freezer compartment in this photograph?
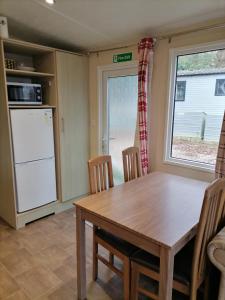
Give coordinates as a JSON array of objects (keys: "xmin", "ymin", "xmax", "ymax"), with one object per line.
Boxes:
[
  {"xmin": 10, "ymin": 109, "xmax": 55, "ymax": 163},
  {"xmin": 15, "ymin": 158, "xmax": 57, "ymax": 213}
]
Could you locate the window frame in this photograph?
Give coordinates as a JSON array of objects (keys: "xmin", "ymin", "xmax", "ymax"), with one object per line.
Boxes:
[{"xmin": 165, "ymin": 40, "xmax": 225, "ymax": 173}]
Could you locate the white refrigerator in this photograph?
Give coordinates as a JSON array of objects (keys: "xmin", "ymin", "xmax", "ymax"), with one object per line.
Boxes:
[{"xmin": 10, "ymin": 109, "xmax": 57, "ymax": 213}]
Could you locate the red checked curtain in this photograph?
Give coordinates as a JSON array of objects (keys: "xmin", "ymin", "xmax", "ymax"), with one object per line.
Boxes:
[
  {"xmin": 215, "ymin": 111, "xmax": 225, "ymax": 178},
  {"xmin": 138, "ymin": 37, "xmax": 154, "ymax": 175}
]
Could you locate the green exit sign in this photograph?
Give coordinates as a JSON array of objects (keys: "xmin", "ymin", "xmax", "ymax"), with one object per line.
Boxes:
[{"xmin": 113, "ymin": 52, "xmax": 132, "ymax": 63}]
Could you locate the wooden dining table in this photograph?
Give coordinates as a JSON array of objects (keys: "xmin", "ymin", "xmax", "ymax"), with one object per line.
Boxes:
[{"xmin": 75, "ymin": 172, "xmax": 209, "ymax": 300}]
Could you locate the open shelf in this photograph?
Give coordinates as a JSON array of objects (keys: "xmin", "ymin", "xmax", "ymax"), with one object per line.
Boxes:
[
  {"xmin": 8, "ymin": 105, "xmax": 56, "ymax": 109},
  {"xmin": 3, "ymin": 38, "xmax": 54, "ymax": 55},
  {"xmin": 6, "ymin": 69, "xmax": 55, "ymax": 78}
]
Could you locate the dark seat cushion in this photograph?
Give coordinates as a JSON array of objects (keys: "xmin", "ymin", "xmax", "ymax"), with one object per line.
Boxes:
[
  {"xmin": 96, "ymin": 228, "xmax": 139, "ymax": 256},
  {"xmin": 131, "ymin": 238, "xmax": 195, "ymax": 286}
]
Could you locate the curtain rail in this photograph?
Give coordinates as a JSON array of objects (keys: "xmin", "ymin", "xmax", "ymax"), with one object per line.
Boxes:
[{"xmin": 88, "ymin": 22, "xmax": 225, "ymax": 54}]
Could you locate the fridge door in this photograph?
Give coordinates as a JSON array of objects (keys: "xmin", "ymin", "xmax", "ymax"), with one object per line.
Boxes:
[
  {"xmin": 15, "ymin": 158, "xmax": 57, "ymax": 213},
  {"xmin": 10, "ymin": 109, "xmax": 55, "ymax": 163}
]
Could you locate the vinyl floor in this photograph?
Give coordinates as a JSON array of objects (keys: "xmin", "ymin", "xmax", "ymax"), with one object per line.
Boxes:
[
  {"xmin": 0, "ymin": 209, "xmax": 125, "ymax": 300},
  {"xmin": 0, "ymin": 209, "xmax": 189, "ymax": 300}
]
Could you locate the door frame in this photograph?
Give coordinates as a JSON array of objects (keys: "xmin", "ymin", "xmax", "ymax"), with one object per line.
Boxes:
[{"xmin": 97, "ymin": 61, "xmax": 138, "ymax": 154}]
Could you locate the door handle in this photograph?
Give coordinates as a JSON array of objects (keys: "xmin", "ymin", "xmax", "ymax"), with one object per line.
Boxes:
[
  {"xmin": 61, "ymin": 118, "xmax": 65, "ymax": 133},
  {"xmin": 102, "ymin": 137, "xmax": 108, "ymax": 154}
]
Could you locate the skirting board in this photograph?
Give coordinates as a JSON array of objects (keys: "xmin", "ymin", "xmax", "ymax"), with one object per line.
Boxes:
[
  {"xmin": 55, "ymin": 193, "xmax": 89, "ymax": 214},
  {"xmin": 16, "ymin": 200, "xmax": 59, "ymax": 229},
  {"xmin": 16, "ymin": 194, "xmax": 89, "ymax": 229}
]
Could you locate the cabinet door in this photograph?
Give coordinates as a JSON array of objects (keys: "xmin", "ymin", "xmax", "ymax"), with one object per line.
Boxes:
[{"xmin": 56, "ymin": 52, "xmax": 89, "ymax": 202}]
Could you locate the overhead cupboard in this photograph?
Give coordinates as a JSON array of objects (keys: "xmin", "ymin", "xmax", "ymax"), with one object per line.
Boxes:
[{"xmin": 0, "ymin": 38, "xmax": 89, "ymax": 228}]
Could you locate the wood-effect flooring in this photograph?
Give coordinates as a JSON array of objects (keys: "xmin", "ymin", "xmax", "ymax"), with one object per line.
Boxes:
[
  {"xmin": 0, "ymin": 209, "xmax": 188, "ymax": 300},
  {"xmin": 0, "ymin": 209, "xmax": 124, "ymax": 300}
]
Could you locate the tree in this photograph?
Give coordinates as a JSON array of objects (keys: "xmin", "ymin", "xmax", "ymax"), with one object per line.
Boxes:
[{"xmin": 177, "ymin": 50, "xmax": 225, "ymax": 71}]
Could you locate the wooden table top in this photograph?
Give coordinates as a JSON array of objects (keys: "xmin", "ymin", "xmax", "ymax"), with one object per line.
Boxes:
[{"xmin": 75, "ymin": 172, "xmax": 209, "ymax": 249}]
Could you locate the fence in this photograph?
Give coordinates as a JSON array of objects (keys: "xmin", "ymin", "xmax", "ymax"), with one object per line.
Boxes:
[{"xmin": 173, "ymin": 112, "xmax": 223, "ymax": 141}]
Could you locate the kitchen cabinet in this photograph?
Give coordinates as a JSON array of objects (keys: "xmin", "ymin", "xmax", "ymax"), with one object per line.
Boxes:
[
  {"xmin": 56, "ymin": 51, "xmax": 89, "ymax": 202},
  {"xmin": 0, "ymin": 38, "xmax": 89, "ymax": 228}
]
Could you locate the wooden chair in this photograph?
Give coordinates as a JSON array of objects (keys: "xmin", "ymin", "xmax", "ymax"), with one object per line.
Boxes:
[
  {"xmin": 122, "ymin": 146, "xmax": 141, "ymax": 182},
  {"xmin": 130, "ymin": 178, "xmax": 225, "ymax": 300},
  {"xmin": 88, "ymin": 155, "xmax": 138, "ymax": 300}
]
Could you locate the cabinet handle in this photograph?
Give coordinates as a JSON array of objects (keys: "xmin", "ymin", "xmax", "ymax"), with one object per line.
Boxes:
[{"xmin": 61, "ymin": 117, "xmax": 65, "ymax": 133}]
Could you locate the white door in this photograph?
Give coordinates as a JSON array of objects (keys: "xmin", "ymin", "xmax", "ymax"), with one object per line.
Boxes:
[
  {"xmin": 101, "ymin": 65, "xmax": 138, "ymax": 185},
  {"xmin": 10, "ymin": 109, "xmax": 55, "ymax": 163},
  {"xmin": 15, "ymin": 158, "xmax": 57, "ymax": 212}
]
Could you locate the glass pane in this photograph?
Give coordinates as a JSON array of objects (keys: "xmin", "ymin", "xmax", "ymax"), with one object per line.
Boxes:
[
  {"xmin": 108, "ymin": 75, "xmax": 138, "ymax": 184},
  {"xmin": 171, "ymin": 49, "xmax": 225, "ymax": 165}
]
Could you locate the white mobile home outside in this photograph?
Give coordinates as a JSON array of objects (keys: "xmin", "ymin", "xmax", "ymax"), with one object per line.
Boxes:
[{"xmin": 174, "ymin": 69, "xmax": 225, "ymax": 142}]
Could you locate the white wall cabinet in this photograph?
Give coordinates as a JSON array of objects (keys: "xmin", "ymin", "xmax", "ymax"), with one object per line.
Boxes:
[{"xmin": 56, "ymin": 51, "xmax": 89, "ymax": 202}]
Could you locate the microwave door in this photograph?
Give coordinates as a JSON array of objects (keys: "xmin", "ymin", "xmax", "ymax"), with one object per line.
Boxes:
[
  {"xmin": 8, "ymin": 86, "xmax": 19, "ymax": 102},
  {"xmin": 8, "ymin": 83, "xmax": 42, "ymax": 105},
  {"xmin": 8, "ymin": 86, "xmax": 26, "ymax": 103},
  {"xmin": 23, "ymin": 86, "xmax": 33, "ymax": 102}
]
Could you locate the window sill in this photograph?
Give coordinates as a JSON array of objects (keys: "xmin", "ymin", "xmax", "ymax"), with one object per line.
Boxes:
[{"xmin": 163, "ymin": 157, "xmax": 215, "ymax": 174}]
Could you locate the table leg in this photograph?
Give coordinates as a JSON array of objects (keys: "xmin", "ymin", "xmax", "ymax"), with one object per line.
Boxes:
[
  {"xmin": 159, "ymin": 247, "xmax": 174, "ymax": 300},
  {"xmin": 76, "ymin": 207, "xmax": 86, "ymax": 300}
]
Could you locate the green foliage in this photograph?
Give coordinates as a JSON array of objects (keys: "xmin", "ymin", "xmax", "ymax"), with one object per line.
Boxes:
[{"xmin": 177, "ymin": 50, "xmax": 225, "ymax": 71}]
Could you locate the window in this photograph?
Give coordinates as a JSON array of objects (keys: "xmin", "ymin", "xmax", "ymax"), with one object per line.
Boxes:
[
  {"xmin": 215, "ymin": 79, "xmax": 225, "ymax": 96},
  {"xmin": 175, "ymin": 81, "xmax": 186, "ymax": 101},
  {"xmin": 166, "ymin": 42, "xmax": 225, "ymax": 171}
]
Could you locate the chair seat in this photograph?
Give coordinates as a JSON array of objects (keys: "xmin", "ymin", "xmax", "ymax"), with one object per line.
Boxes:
[
  {"xmin": 131, "ymin": 238, "xmax": 195, "ymax": 286},
  {"xmin": 96, "ymin": 228, "xmax": 139, "ymax": 256}
]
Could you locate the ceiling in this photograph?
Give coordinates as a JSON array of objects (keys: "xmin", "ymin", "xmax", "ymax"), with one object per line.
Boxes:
[{"xmin": 1, "ymin": 0, "xmax": 225, "ymax": 51}]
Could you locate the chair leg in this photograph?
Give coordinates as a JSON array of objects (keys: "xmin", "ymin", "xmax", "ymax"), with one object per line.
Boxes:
[
  {"xmin": 190, "ymin": 287, "xmax": 198, "ymax": 300},
  {"xmin": 203, "ymin": 273, "xmax": 210, "ymax": 300},
  {"xmin": 218, "ymin": 274, "xmax": 225, "ymax": 300},
  {"xmin": 131, "ymin": 262, "xmax": 139, "ymax": 300},
  {"xmin": 109, "ymin": 253, "xmax": 114, "ymax": 265},
  {"xmin": 123, "ymin": 257, "xmax": 130, "ymax": 300},
  {"xmin": 93, "ymin": 232, "xmax": 98, "ymax": 281}
]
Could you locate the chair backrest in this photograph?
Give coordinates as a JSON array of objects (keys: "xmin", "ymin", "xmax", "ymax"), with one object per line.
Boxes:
[
  {"xmin": 122, "ymin": 146, "xmax": 141, "ymax": 182},
  {"xmin": 191, "ymin": 178, "xmax": 225, "ymax": 291},
  {"xmin": 88, "ymin": 155, "xmax": 114, "ymax": 194}
]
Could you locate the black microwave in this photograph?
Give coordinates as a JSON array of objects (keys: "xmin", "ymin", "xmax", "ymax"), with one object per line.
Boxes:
[{"xmin": 7, "ymin": 82, "xmax": 42, "ymax": 105}]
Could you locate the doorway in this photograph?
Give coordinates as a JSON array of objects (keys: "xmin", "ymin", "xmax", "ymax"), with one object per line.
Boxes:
[{"xmin": 100, "ymin": 64, "xmax": 138, "ymax": 185}]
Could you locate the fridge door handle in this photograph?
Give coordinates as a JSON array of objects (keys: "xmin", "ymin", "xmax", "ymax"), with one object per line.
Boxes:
[
  {"xmin": 15, "ymin": 162, "xmax": 27, "ymax": 166},
  {"xmin": 16, "ymin": 157, "xmax": 55, "ymax": 166}
]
